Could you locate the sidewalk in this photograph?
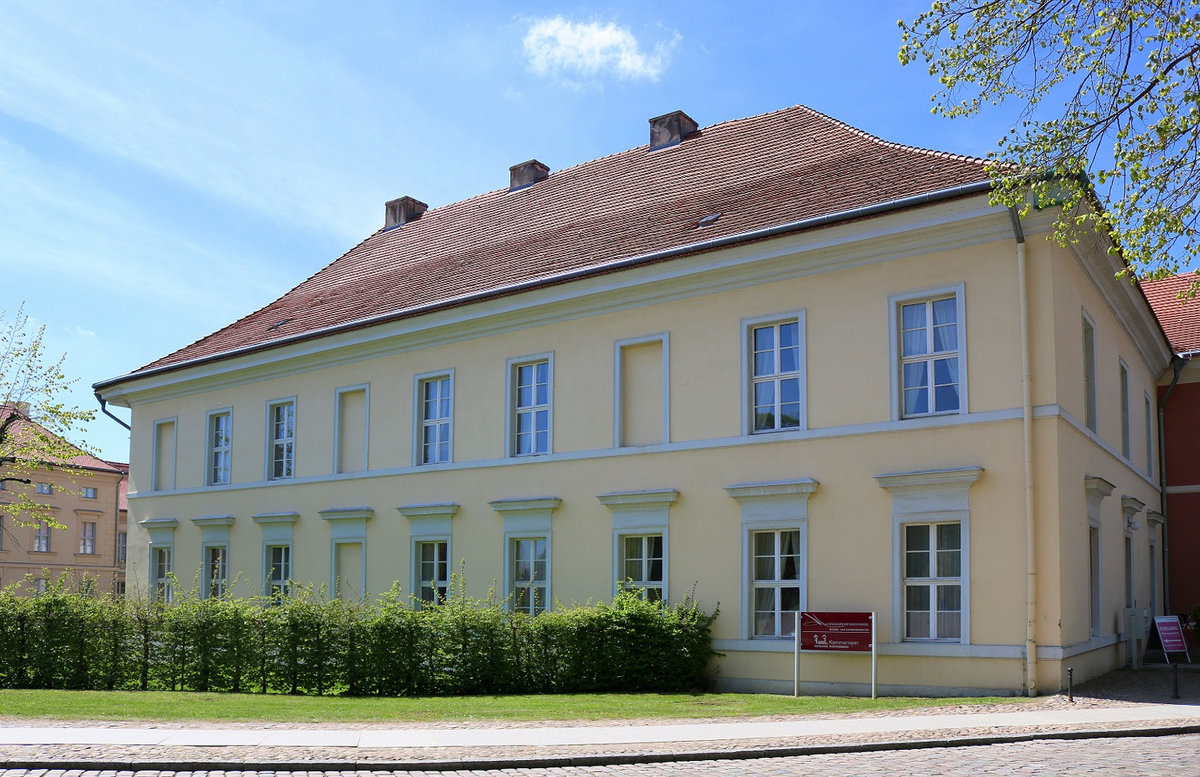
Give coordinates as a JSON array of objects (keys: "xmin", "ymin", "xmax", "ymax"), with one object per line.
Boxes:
[{"xmin": 2, "ymin": 668, "xmax": 1198, "ymax": 771}]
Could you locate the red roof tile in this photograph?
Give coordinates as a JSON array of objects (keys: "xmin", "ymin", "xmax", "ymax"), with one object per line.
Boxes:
[
  {"xmin": 1143, "ymin": 273, "xmax": 1200, "ymax": 353},
  {"xmin": 0, "ymin": 404, "xmax": 121, "ymax": 473},
  {"xmin": 123, "ymin": 105, "xmax": 991, "ymax": 379}
]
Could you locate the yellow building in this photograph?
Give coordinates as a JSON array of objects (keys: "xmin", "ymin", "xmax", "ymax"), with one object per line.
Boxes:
[
  {"xmin": 0, "ymin": 403, "xmax": 128, "ymax": 595},
  {"xmin": 95, "ymin": 106, "xmax": 1171, "ymax": 695}
]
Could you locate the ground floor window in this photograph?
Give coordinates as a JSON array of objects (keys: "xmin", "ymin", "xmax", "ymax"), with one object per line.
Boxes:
[
  {"xmin": 509, "ymin": 537, "xmax": 548, "ymax": 615},
  {"xmin": 751, "ymin": 529, "xmax": 801, "ymax": 637},
  {"xmin": 903, "ymin": 522, "xmax": 961, "ymax": 640},
  {"xmin": 153, "ymin": 546, "xmax": 173, "ymax": 602},
  {"xmin": 266, "ymin": 544, "xmax": 291, "ymax": 601},
  {"xmin": 205, "ymin": 545, "xmax": 228, "ymax": 598},
  {"xmin": 619, "ymin": 533, "xmax": 664, "ymax": 601},
  {"xmin": 416, "ymin": 540, "xmax": 449, "ymax": 605}
]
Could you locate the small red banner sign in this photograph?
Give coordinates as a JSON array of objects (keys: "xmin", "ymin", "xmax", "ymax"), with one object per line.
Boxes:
[
  {"xmin": 1155, "ymin": 616, "xmax": 1189, "ymax": 652},
  {"xmin": 800, "ymin": 611, "xmax": 873, "ymax": 652}
]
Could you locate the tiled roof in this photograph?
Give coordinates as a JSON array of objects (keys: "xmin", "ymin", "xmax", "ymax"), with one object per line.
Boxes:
[
  {"xmin": 127, "ymin": 105, "xmax": 990, "ymax": 379},
  {"xmin": 1143, "ymin": 272, "xmax": 1200, "ymax": 353},
  {"xmin": 0, "ymin": 404, "xmax": 121, "ymax": 473}
]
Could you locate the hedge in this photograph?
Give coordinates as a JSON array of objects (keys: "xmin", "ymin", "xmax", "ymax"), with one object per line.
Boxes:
[{"xmin": 0, "ymin": 575, "xmax": 718, "ymax": 696}]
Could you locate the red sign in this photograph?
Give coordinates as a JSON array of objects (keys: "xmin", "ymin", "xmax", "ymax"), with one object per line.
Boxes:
[
  {"xmin": 1155, "ymin": 616, "xmax": 1189, "ymax": 652},
  {"xmin": 800, "ymin": 611, "xmax": 873, "ymax": 652}
]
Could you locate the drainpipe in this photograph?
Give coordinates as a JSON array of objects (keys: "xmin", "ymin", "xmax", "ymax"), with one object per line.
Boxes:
[
  {"xmin": 95, "ymin": 395, "xmax": 131, "ymax": 431},
  {"xmin": 1158, "ymin": 351, "xmax": 1191, "ymax": 615},
  {"xmin": 1010, "ymin": 207, "xmax": 1037, "ymax": 696}
]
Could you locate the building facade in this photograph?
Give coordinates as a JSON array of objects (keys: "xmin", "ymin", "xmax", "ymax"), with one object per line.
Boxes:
[
  {"xmin": 95, "ymin": 106, "xmax": 1171, "ymax": 695},
  {"xmin": 1143, "ymin": 273, "xmax": 1200, "ymax": 617},
  {"xmin": 0, "ymin": 405, "xmax": 127, "ymax": 595}
]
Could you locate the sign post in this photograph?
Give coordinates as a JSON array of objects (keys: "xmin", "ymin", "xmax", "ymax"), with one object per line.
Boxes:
[
  {"xmin": 795, "ymin": 611, "xmax": 876, "ymax": 699},
  {"xmin": 1154, "ymin": 616, "xmax": 1192, "ymax": 663}
]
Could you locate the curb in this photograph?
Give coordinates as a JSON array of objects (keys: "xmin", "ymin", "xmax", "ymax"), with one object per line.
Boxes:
[{"xmin": 3, "ymin": 723, "xmax": 1199, "ymax": 772}]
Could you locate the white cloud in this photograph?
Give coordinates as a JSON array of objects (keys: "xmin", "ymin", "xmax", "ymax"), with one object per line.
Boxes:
[{"xmin": 523, "ymin": 17, "xmax": 678, "ymax": 82}]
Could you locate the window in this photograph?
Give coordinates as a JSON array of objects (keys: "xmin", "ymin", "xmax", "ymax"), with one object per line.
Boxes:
[
  {"xmin": 35, "ymin": 482, "xmax": 52, "ymax": 495},
  {"xmin": 115, "ymin": 581, "xmax": 126, "ymax": 597},
  {"xmin": 34, "ymin": 520, "xmax": 51, "ymax": 552},
  {"xmin": 204, "ymin": 546, "xmax": 228, "ymax": 598},
  {"xmin": 903, "ymin": 523, "xmax": 962, "ymax": 640},
  {"xmin": 117, "ymin": 532, "xmax": 127, "ymax": 566},
  {"xmin": 750, "ymin": 320, "xmax": 802, "ymax": 432},
  {"xmin": 1124, "ymin": 536, "xmax": 1134, "ymax": 608},
  {"xmin": 751, "ymin": 529, "xmax": 801, "ymax": 637},
  {"xmin": 1089, "ymin": 526, "xmax": 1101, "ymax": 634},
  {"xmin": 206, "ymin": 410, "xmax": 232, "ymax": 486},
  {"xmin": 79, "ymin": 521, "xmax": 96, "ymax": 554},
  {"xmin": 153, "ymin": 546, "xmax": 173, "ymax": 602},
  {"xmin": 1119, "ymin": 361, "xmax": 1130, "ymax": 458},
  {"xmin": 81, "ymin": 486, "xmax": 97, "ymax": 499},
  {"xmin": 1145, "ymin": 394, "xmax": 1154, "ymax": 475},
  {"xmin": 32, "ymin": 578, "xmax": 47, "ymax": 595},
  {"xmin": 509, "ymin": 537, "xmax": 548, "ymax": 614},
  {"xmin": 417, "ymin": 374, "xmax": 452, "ymax": 464},
  {"xmin": 152, "ymin": 418, "xmax": 177, "ymax": 491},
  {"xmin": 619, "ymin": 534, "xmax": 664, "ymax": 601},
  {"xmin": 334, "ymin": 386, "xmax": 368, "ymax": 474},
  {"xmin": 80, "ymin": 578, "xmax": 96, "ymax": 597},
  {"xmin": 267, "ymin": 401, "xmax": 296, "ymax": 480},
  {"xmin": 897, "ymin": 295, "xmax": 961, "ymax": 417},
  {"xmin": 266, "ymin": 544, "xmax": 291, "ymax": 600},
  {"xmin": 416, "ymin": 540, "xmax": 449, "ymax": 604},
  {"xmin": 1083, "ymin": 315, "xmax": 1098, "ymax": 431},
  {"xmin": 509, "ymin": 357, "xmax": 551, "ymax": 456},
  {"xmin": 0, "ymin": 515, "xmax": 3, "ymax": 549}
]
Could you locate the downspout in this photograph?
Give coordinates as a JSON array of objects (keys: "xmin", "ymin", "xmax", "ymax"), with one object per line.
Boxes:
[
  {"xmin": 1157, "ymin": 352, "xmax": 1191, "ymax": 615},
  {"xmin": 95, "ymin": 395, "xmax": 131, "ymax": 431},
  {"xmin": 1010, "ymin": 206, "xmax": 1037, "ymax": 696}
]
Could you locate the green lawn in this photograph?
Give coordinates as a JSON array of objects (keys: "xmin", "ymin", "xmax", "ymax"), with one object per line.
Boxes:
[{"xmin": 0, "ymin": 689, "xmax": 1028, "ymax": 723}]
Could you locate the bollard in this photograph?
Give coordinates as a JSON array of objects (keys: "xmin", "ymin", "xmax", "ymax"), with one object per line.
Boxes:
[
  {"xmin": 1174, "ymin": 662, "xmax": 1181, "ymax": 700},
  {"xmin": 1067, "ymin": 666, "xmax": 1074, "ymax": 703}
]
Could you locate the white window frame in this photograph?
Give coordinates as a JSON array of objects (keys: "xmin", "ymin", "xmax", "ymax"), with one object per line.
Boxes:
[
  {"xmin": 612, "ymin": 333, "xmax": 671, "ymax": 447},
  {"xmin": 889, "ymin": 284, "xmax": 967, "ymax": 421},
  {"xmin": 151, "ymin": 417, "xmax": 178, "ymax": 491},
  {"xmin": 413, "ymin": 369, "xmax": 454, "ymax": 465},
  {"xmin": 415, "ymin": 539, "xmax": 450, "ymax": 604},
  {"xmin": 33, "ymin": 520, "xmax": 51, "ymax": 552},
  {"xmin": 320, "ymin": 506, "xmax": 373, "ymax": 602},
  {"xmin": 1083, "ymin": 311, "xmax": 1098, "ymax": 432},
  {"xmin": 505, "ymin": 353, "xmax": 553, "ymax": 457},
  {"xmin": 333, "ymin": 384, "xmax": 370, "ymax": 474},
  {"xmin": 599, "ymin": 489, "xmax": 676, "ymax": 602},
  {"xmin": 81, "ymin": 486, "xmax": 97, "ymax": 499},
  {"xmin": 877, "ymin": 467, "xmax": 980, "ymax": 646},
  {"xmin": 741, "ymin": 311, "xmax": 806, "ymax": 435},
  {"xmin": 205, "ymin": 408, "xmax": 233, "ymax": 486},
  {"xmin": 508, "ymin": 536, "xmax": 549, "ymax": 615},
  {"xmin": 901, "ymin": 521, "xmax": 964, "ymax": 641},
  {"xmin": 1144, "ymin": 392, "xmax": 1155, "ymax": 476},
  {"xmin": 203, "ymin": 544, "xmax": 229, "ymax": 598},
  {"xmin": 750, "ymin": 528, "xmax": 804, "ymax": 638},
  {"xmin": 265, "ymin": 543, "xmax": 292, "ymax": 601},
  {"xmin": 79, "ymin": 521, "xmax": 96, "ymax": 554},
  {"xmin": 491, "ymin": 497, "xmax": 560, "ymax": 614},
  {"xmin": 1084, "ymin": 476, "xmax": 1113, "ymax": 636},
  {"xmin": 617, "ymin": 533, "xmax": 666, "ymax": 601},
  {"xmin": 398, "ymin": 502, "xmax": 459, "ymax": 608},
  {"xmin": 1119, "ymin": 359, "xmax": 1131, "ymax": 459},
  {"xmin": 265, "ymin": 398, "xmax": 297, "ymax": 481},
  {"xmin": 153, "ymin": 545, "xmax": 173, "ymax": 602}
]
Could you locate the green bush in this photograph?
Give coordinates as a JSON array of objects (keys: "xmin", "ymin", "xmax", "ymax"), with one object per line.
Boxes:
[{"xmin": 0, "ymin": 574, "xmax": 717, "ymax": 696}]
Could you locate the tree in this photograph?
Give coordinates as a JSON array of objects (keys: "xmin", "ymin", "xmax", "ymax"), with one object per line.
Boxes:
[
  {"xmin": 0, "ymin": 304, "xmax": 95, "ymax": 526},
  {"xmin": 899, "ymin": 0, "xmax": 1200, "ymax": 286}
]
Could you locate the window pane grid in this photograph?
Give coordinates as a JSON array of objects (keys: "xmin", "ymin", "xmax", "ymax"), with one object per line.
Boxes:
[
  {"xmin": 34, "ymin": 521, "xmax": 51, "ymax": 552},
  {"xmin": 513, "ymin": 360, "xmax": 550, "ymax": 456},
  {"xmin": 903, "ymin": 522, "xmax": 962, "ymax": 640},
  {"xmin": 420, "ymin": 377, "xmax": 452, "ymax": 464},
  {"xmin": 751, "ymin": 529, "xmax": 801, "ymax": 637},
  {"xmin": 417, "ymin": 540, "xmax": 449, "ymax": 604},
  {"xmin": 269, "ymin": 402, "xmax": 295, "ymax": 479},
  {"xmin": 751, "ymin": 321, "xmax": 801, "ymax": 432},
  {"xmin": 206, "ymin": 546, "xmax": 228, "ymax": 598},
  {"xmin": 511, "ymin": 537, "xmax": 548, "ymax": 615},
  {"xmin": 208, "ymin": 412, "xmax": 231, "ymax": 485},
  {"xmin": 899, "ymin": 298, "xmax": 960, "ymax": 418},
  {"xmin": 79, "ymin": 522, "xmax": 96, "ymax": 554},
  {"xmin": 267, "ymin": 544, "xmax": 291, "ymax": 600},
  {"xmin": 620, "ymin": 534, "xmax": 664, "ymax": 601}
]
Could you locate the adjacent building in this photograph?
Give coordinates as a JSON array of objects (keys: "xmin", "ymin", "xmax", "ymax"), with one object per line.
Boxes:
[
  {"xmin": 95, "ymin": 105, "xmax": 1172, "ymax": 695},
  {"xmin": 0, "ymin": 403, "xmax": 128, "ymax": 595},
  {"xmin": 1143, "ymin": 272, "xmax": 1200, "ymax": 617}
]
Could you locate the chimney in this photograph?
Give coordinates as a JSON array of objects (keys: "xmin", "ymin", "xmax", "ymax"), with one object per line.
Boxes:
[
  {"xmin": 509, "ymin": 159, "xmax": 550, "ymax": 192},
  {"xmin": 648, "ymin": 110, "xmax": 698, "ymax": 150},
  {"xmin": 384, "ymin": 196, "xmax": 428, "ymax": 229}
]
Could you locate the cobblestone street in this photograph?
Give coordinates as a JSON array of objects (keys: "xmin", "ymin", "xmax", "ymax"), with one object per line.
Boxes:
[{"xmin": 1, "ymin": 733, "xmax": 1198, "ymax": 777}]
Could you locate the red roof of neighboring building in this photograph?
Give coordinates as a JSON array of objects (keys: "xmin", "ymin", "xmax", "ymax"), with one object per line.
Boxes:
[
  {"xmin": 0, "ymin": 403, "xmax": 121, "ymax": 473},
  {"xmin": 1142, "ymin": 273, "xmax": 1200, "ymax": 353},
  {"xmin": 117, "ymin": 105, "xmax": 991, "ymax": 381}
]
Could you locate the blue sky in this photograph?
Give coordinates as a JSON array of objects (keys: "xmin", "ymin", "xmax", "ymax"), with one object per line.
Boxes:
[{"xmin": 1, "ymin": 1, "xmax": 1046, "ymax": 460}]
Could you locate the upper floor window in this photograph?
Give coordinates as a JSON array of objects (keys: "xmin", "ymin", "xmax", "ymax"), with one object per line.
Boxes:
[
  {"xmin": 418, "ymin": 374, "xmax": 453, "ymax": 465},
  {"xmin": 1083, "ymin": 314, "xmax": 1098, "ymax": 431},
  {"xmin": 33, "ymin": 520, "xmax": 51, "ymax": 552},
  {"xmin": 35, "ymin": 482, "xmax": 52, "ymax": 495},
  {"xmin": 267, "ymin": 400, "xmax": 296, "ymax": 480},
  {"xmin": 81, "ymin": 486, "xmax": 97, "ymax": 499},
  {"xmin": 79, "ymin": 521, "xmax": 96, "ymax": 554},
  {"xmin": 1119, "ymin": 361, "xmax": 1131, "ymax": 458},
  {"xmin": 509, "ymin": 356, "xmax": 551, "ymax": 457},
  {"xmin": 117, "ymin": 531, "xmax": 127, "ymax": 566},
  {"xmin": 206, "ymin": 410, "xmax": 232, "ymax": 486},
  {"xmin": 897, "ymin": 293, "xmax": 962, "ymax": 418},
  {"xmin": 750, "ymin": 320, "xmax": 802, "ymax": 432}
]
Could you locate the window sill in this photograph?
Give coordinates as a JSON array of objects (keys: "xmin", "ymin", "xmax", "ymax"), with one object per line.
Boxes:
[
  {"xmin": 74, "ymin": 553, "xmax": 100, "ymax": 558},
  {"xmin": 30, "ymin": 550, "xmax": 57, "ymax": 556}
]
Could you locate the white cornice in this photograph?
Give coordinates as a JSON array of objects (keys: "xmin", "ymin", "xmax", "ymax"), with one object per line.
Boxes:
[
  {"xmin": 396, "ymin": 502, "xmax": 460, "ymax": 520},
  {"xmin": 724, "ymin": 479, "xmax": 819, "ymax": 501},
  {"xmin": 102, "ymin": 196, "xmax": 1025, "ymax": 406},
  {"xmin": 488, "ymin": 497, "xmax": 562, "ymax": 516},
  {"xmin": 874, "ymin": 467, "xmax": 983, "ymax": 492},
  {"xmin": 596, "ymin": 489, "xmax": 679, "ymax": 508},
  {"xmin": 319, "ymin": 506, "xmax": 374, "ymax": 522},
  {"xmin": 191, "ymin": 514, "xmax": 235, "ymax": 527}
]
